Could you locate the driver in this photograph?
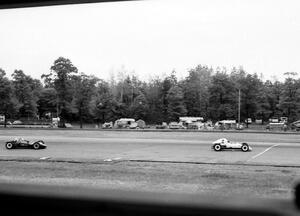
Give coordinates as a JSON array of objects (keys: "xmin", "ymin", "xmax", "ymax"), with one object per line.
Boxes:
[{"xmin": 13, "ymin": 138, "xmax": 22, "ymax": 143}]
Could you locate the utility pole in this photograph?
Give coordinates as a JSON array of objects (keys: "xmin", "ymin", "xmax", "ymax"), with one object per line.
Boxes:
[{"xmin": 238, "ymin": 88, "xmax": 241, "ymax": 125}]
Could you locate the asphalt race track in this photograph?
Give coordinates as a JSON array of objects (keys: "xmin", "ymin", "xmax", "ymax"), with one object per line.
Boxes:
[{"xmin": 0, "ymin": 129, "xmax": 299, "ymax": 167}]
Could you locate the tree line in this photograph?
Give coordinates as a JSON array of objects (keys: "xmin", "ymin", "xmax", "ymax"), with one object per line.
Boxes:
[{"xmin": 0, "ymin": 57, "xmax": 299, "ymax": 128}]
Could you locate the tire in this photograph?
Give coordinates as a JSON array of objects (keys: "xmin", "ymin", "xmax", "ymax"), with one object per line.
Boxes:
[
  {"xmin": 33, "ymin": 143, "xmax": 40, "ymax": 150},
  {"xmin": 6, "ymin": 142, "xmax": 13, "ymax": 149},
  {"xmin": 213, "ymin": 144, "xmax": 222, "ymax": 151},
  {"xmin": 241, "ymin": 143, "xmax": 249, "ymax": 152}
]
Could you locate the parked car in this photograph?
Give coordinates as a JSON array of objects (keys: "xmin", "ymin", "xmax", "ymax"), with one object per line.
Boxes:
[
  {"xmin": 12, "ymin": 120, "xmax": 23, "ymax": 125},
  {"xmin": 212, "ymin": 138, "xmax": 252, "ymax": 152},
  {"xmin": 102, "ymin": 122, "xmax": 113, "ymax": 129},
  {"xmin": 290, "ymin": 120, "xmax": 300, "ymax": 131},
  {"xmin": 0, "ymin": 121, "xmax": 12, "ymax": 125},
  {"xmin": 5, "ymin": 138, "xmax": 47, "ymax": 150},
  {"xmin": 187, "ymin": 122, "xmax": 204, "ymax": 130},
  {"xmin": 187, "ymin": 124, "xmax": 199, "ymax": 130},
  {"xmin": 235, "ymin": 123, "xmax": 244, "ymax": 130},
  {"xmin": 168, "ymin": 122, "xmax": 186, "ymax": 129},
  {"xmin": 156, "ymin": 122, "xmax": 168, "ymax": 129},
  {"xmin": 129, "ymin": 122, "xmax": 139, "ymax": 129},
  {"xmin": 266, "ymin": 122, "xmax": 285, "ymax": 131},
  {"xmin": 114, "ymin": 118, "xmax": 135, "ymax": 128}
]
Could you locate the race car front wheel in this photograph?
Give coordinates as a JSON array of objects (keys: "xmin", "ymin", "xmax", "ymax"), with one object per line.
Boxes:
[
  {"xmin": 5, "ymin": 142, "xmax": 13, "ymax": 149},
  {"xmin": 213, "ymin": 144, "xmax": 221, "ymax": 151},
  {"xmin": 241, "ymin": 144, "xmax": 249, "ymax": 152},
  {"xmin": 33, "ymin": 143, "xmax": 40, "ymax": 150}
]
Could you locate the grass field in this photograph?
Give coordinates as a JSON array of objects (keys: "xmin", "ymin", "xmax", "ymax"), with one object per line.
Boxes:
[{"xmin": 0, "ymin": 160, "xmax": 299, "ymax": 200}]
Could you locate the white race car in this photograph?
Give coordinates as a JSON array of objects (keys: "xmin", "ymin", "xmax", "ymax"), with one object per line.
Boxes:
[{"xmin": 212, "ymin": 138, "xmax": 252, "ymax": 152}]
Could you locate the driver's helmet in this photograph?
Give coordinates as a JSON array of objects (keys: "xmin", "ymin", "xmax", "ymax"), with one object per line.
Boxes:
[{"xmin": 13, "ymin": 137, "xmax": 18, "ymax": 142}]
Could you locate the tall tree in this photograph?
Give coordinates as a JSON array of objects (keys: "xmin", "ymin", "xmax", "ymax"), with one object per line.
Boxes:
[
  {"xmin": 255, "ymin": 80, "xmax": 272, "ymax": 123},
  {"xmin": 160, "ymin": 71, "xmax": 177, "ymax": 121},
  {"xmin": 208, "ymin": 72, "xmax": 236, "ymax": 120},
  {"xmin": 129, "ymin": 92, "xmax": 149, "ymax": 120},
  {"xmin": 90, "ymin": 80, "xmax": 116, "ymax": 125},
  {"xmin": 37, "ymin": 88, "xmax": 57, "ymax": 119},
  {"xmin": 144, "ymin": 77, "xmax": 164, "ymax": 124},
  {"xmin": 279, "ymin": 72, "xmax": 300, "ymax": 122},
  {"xmin": 0, "ymin": 69, "xmax": 20, "ymax": 127},
  {"xmin": 72, "ymin": 73, "xmax": 98, "ymax": 128},
  {"xmin": 231, "ymin": 68, "xmax": 261, "ymax": 127},
  {"xmin": 42, "ymin": 57, "xmax": 78, "ymax": 126},
  {"xmin": 11, "ymin": 70, "xmax": 39, "ymax": 119},
  {"xmin": 166, "ymin": 85, "xmax": 187, "ymax": 121},
  {"xmin": 183, "ymin": 65, "xmax": 212, "ymax": 118}
]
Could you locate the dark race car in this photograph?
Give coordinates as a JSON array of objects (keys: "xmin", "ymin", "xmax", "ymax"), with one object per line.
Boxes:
[{"xmin": 5, "ymin": 138, "xmax": 47, "ymax": 150}]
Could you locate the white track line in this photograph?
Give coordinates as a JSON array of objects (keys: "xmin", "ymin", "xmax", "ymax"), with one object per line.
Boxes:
[{"xmin": 247, "ymin": 144, "xmax": 280, "ymax": 162}]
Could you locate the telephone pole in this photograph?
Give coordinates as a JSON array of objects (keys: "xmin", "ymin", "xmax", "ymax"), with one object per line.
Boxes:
[{"xmin": 238, "ymin": 88, "xmax": 241, "ymax": 125}]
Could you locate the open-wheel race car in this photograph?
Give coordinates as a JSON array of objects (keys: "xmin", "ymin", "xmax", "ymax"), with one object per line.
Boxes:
[
  {"xmin": 212, "ymin": 138, "xmax": 252, "ymax": 152},
  {"xmin": 5, "ymin": 138, "xmax": 47, "ymax": 150}
]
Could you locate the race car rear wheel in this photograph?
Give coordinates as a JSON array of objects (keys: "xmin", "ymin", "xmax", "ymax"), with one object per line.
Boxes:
[
  {"xmin": 33, "ymin": 143, "xmax": 40, "ymax": 150},
  {"xmin": 241, "ymin": 143, "xmax": 249, "ymax": 152},
  {"xmin": 5, "ymin": 142, "xmax": 13, "ymax": 149},
  {"xmin": 213, "ymin": 144, "xmax": 221, "ymax": 151}
]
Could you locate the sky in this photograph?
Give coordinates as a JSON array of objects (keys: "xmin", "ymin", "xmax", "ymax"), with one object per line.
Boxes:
[{"xmin": 0, "ymin": 0, "xmax": 300, "ymax": 82}]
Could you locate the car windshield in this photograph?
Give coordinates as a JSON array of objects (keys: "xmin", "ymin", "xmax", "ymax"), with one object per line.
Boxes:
[{"xmin": 0, "ymin": 0, "xmax": 300, "ymax": 208}]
